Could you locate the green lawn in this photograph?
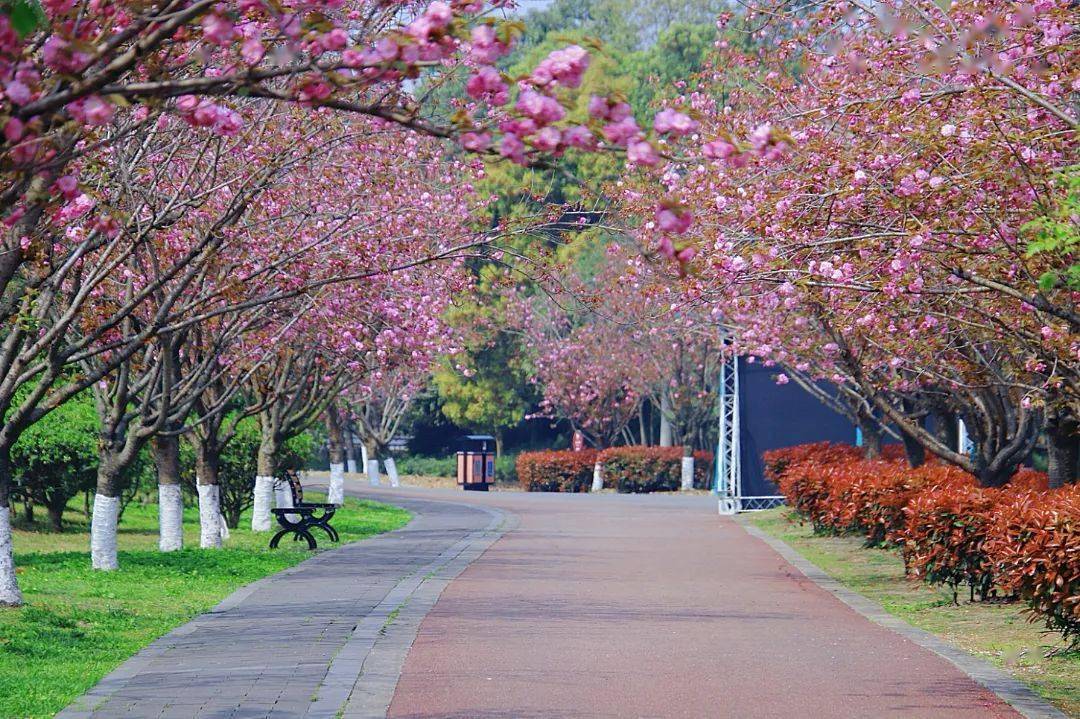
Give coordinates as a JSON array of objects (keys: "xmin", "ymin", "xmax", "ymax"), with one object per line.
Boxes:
[
  {"xmin": 750, "ymin": 508, "xmax": 1080, "ymax": 717},
  {"xmin": 1, "ymin": 494, "xmax": 410, "ymax": 719}
]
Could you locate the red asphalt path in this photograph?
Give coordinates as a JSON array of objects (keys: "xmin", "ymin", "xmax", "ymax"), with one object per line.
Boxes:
[{"xmin": 384, "ymin": 489, "xmax": 1018, "ymax": 719}]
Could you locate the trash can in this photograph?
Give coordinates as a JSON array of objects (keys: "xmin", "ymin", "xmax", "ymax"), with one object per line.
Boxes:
[{"xmin": 456, "ymin": 435, "xmax": 495, "ymax": 491}]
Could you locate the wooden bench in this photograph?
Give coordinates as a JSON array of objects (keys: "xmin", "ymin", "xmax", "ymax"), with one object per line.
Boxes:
[{"xmin": 269, "ymin": 470, "xmax": 339, "ymax": 550}]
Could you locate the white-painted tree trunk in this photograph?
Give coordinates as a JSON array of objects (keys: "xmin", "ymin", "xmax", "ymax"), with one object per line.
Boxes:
[
  {"xmin": 367, "ymin": 459, "xmax": 380, "ymax": 487},
  {"xmin": 360, "ymin": 444, "xmax": 369, "ymax": 468},
  {"xmin": 0, "ymin": 506, "xmax": 22, "ymax": 606},
  {"xmin": 591, "ymin": 461, "xmax": 604, "ymax": 492},
  {"xmin": 659, "ymin": 392, "xmax": 673, "ymax": 447},
  {"xmin": 197, "ymin": 484, "xmax": 223, "ymax": 549},
  {"xmin": 252, "ymin": 476, "xmax": 274, "ymax": 531},
  {"xmin": 346, "ymin": 458, "xmax": 357, "ymax": 474},
  {"xmin": 680, "ymin": 455, "xmax": 695, "ymax": 491},
  {"xmin": 384, "ymin": 458, "xmax": 400, "ymax": 487},
  {"xmin": 328, "ymin": 462, "xmax": 345, "ymax": 505},
  {"xmin": 157, "ymin": 484, "xmax": 184, "ymax": 552},
  {"xmin": 90, "ymin": 494, "xmax": 120, "ymax": 570},
  {"xmin": 274, "ymin": 480, "xmax": 298, "ymax": 523}
]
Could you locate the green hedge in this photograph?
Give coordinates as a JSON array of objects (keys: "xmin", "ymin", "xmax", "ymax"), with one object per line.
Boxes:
[
  {"xmin": 395, "ymin": 454, "xmax": 518, "ymax": 484},
  {"xmin": 394, "ymin": 455, "xmax": 456, "ymax": 477}
]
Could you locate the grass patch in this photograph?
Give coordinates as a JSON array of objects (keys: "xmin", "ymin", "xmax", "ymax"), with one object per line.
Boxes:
[
  {"xmin": 750, "ymin": 508, "xmax": 1080, "ymax": 717},
  {"xmin": 2, "ymin": 494, "xmax": 410, "ymax": 719}
]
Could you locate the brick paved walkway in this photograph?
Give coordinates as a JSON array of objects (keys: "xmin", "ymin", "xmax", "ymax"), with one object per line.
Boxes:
[
  {"xmin": 58, "ymin": 493, "xmax": 508, "ymax": 719},
  {"xmin": 383, "ymin": 488, "xmax": 1055, "ymax": 719},
  {"xmin": 60, "ymin": 483, "xmax": 1064, "ymax": 719}
]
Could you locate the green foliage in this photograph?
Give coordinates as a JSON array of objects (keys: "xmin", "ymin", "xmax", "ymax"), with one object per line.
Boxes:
[
  {"xmin": 395, "ymin": 454, "xmax": 456, "ymax": 478},
  {"xmin": 2, "ymin": 0, "xmax": 46, "ymax": 37},
  {"xmin": 623, "ymin": 22, "xmax": 718, "ymax": 114},
  {"xmin": 434, "ymin": 266, "xmax": 534, "ymax": 445},
  {"xmin": 1024, "ymin": 165, "xmax": 1080, "ymax": 291},
  {"xmin": 2, "ymin": 495, "xmax": 409, "ymax": 719},
  {"xmin": 422, "ymin": 0, "xmax": 723, "ymax": 459},
  {"xmin": 519, "ymin": 0, "xmax": 725, "ymax": 53},
  {"xmin": 11, "ymin": 392, "xmax": 98, "ymax": 530},
  {"xmin": 395, "ymin": 453, "xmax": 518, "ymax": 483}
]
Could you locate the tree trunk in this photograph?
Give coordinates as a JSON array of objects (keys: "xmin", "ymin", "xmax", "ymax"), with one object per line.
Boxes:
[
  {"xmin": 1046, "ymin": 414, "xmax": 1079, "ymax": 489},
  {"xmin": 384, "ymin": 457, "xmax": 400, "ymax": 487},
  {"xmin": 0, "ymin": 447, "xmax": 23, "ymax": 606},
  {"xmin": 362, "ymin": 439, "xmax": 379, "ymax": 486},
  {"xmin": 91, "ymin": 454, "xmax": 124, "ymax": 570},
  {"xmin": 680, "ymin": 444, "xmax": 695, "ymax": 491},
  {"xmin": 152, "ymin": 435, "xmax": 184, "ymax": 552},
  {"xmin": 856, "ymin": 411, "xmax": 883, "ymax": 460},
  {"xmin": 21, "ymin": 496, "xmax": 33, "ymax": 525},
  {"xmin": 659, "ymin": 393, "xmax": 673, "ymax": 447},
  {"xmin": 931, "ymin": 410, "xmax": 959, "ymax": 452},
  {"xmin": 252, "ymin": 433, "xmax": 279, "ymax": 532},
  {"xmin": 325, "ymin": 405, "xmax": 346, "ymax": 505},
  {"xmin": 342, "ymin": 417, "xmax": 358, "ymax": 473},
  {"xmin": 196, "ymin": 441, "xmax": 226, "ymax": 548},
  {"xmin": 494, "ymin": 430, "xmax": 504, "ymax": 460},
  {"xmin": 46, "ymin": 503, "xmax": 64, "ymax": 533},
  {"xmin": 591, "ymin": 459, "xmax": 604, "ymax": 492},
  {"xmin": 639, "ymin": 404, "xmax": 648, "ymax": 446},
  {"xmin": 976, "ymin": 464, "xmax": 1016, "ymax": 489},
  {"xmin": 897, "ymin": 428, "xmax": 926, "ymax": 468}
]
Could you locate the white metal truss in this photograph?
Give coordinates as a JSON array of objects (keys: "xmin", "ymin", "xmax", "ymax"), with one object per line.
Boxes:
[
  {"xmin": 715, "ymin": 335, "xmax": 785, "ymax": 514},
  {"xmin": 958, "ymin": 418, "xmax": 975, "ymax": 458},
  {"xmin": 716, "ymin": 342, "xmax": 741, "ymax": 514}
]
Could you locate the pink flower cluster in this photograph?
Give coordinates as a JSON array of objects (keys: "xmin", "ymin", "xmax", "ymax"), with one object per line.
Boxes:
[
  {"xmin": 470, "ymin": 24, "xmax": 511, "ymax": 64},
  {"xmin": 654, "ymin": 109, "xmax": 698, "ymax": 136},
  {"xmin": 175, "ymin": 96, "xmax": 243, "ymax": 136},
  {"xmin": 529, "ymin": 45, "xmax": 589, "ymax": 88},
  {"xmin": 466, "ymin": 66, "xmax": 508, "ymax": 104}
]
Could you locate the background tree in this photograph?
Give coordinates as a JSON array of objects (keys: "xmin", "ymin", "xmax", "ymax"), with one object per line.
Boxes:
[{"xmin": 10, "ymin": 390, "xmax": 97, "ymax": 531}]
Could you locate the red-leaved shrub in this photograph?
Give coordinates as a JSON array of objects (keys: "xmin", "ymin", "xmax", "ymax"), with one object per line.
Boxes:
[
  {"xmin": 985, "ymin": 485, "xmax": 1080, "ymax": 649},
  {"xmin": 597, "ymin": 446, "xmax": 713, "ymax": 493},
  {"xmin": 772, "ymin": 442, "xmax": 1076, "ymax": 645},
  {"xmin": 1008, "ymin": 467, "xmax": 1051, "ymax": 492},
  {"xmin": 516, "ymin": 449, "xmax": 598, "ymax": 493},
  {"xmin": 763, "ymin": 442, "xmax": 862, "ymax": 485},
  {"xmin": 899, "ymin": 485, "xmax": 999, "ymax": 601},
  {"xmin": 841, "ymin": 463, "xmax": 973, "ymax": 546}
]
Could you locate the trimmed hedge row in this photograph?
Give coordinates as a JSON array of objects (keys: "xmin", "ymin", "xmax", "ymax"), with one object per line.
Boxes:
[
  {"xmin": 597, "ymin": 447, "xmax": 713, "ymax": 493},
  {"xmin": 516, "ymin": 446, "xmax": 713, "ymax": 494},
  {"xmin": 769, "ymin": 442, "xmax": 1078, "ymax": 648},
  {"xmin": 516, "ymin": 449, "xmax": 598, "ymax": 492}
]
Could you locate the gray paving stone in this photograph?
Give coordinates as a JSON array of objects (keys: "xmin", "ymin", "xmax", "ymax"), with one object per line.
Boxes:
[{"xmin": 57, "ymin": 491, "xmax": 507, "ymax": 719}]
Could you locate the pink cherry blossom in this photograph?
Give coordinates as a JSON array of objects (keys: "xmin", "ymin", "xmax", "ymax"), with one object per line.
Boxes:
[
  {"xmin": 654, "ymin": 109, "xmax": 698, "ymax": 136},
  {"xmin": 655, "ymin": 206, "xmax": 692, "ymax": 234}
]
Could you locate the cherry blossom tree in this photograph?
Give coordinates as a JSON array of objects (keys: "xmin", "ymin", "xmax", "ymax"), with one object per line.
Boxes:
[
  {"xmin": 0, "ymin": 0, "xmax": 689, "ymax": 604},
  {"xmin": 617, "ymin": 0, "xmax": 1077, "ymax": 487}
]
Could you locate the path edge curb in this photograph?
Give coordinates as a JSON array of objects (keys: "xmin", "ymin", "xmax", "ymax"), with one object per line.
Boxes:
[{"xmin": 735, "ymin": 515, "xmax": 1068, "ymax": 719}]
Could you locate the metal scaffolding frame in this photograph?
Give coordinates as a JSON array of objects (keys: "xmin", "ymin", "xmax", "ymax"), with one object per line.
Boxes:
[{"xmin": 715, "ymin": 336, "xmax": 785, "ymax": 514}]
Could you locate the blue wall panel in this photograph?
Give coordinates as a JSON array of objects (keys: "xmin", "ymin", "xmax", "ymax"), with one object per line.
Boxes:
[{"xmin": 738, "ymin": 360, "xmax": 857, "ymax": 496}]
